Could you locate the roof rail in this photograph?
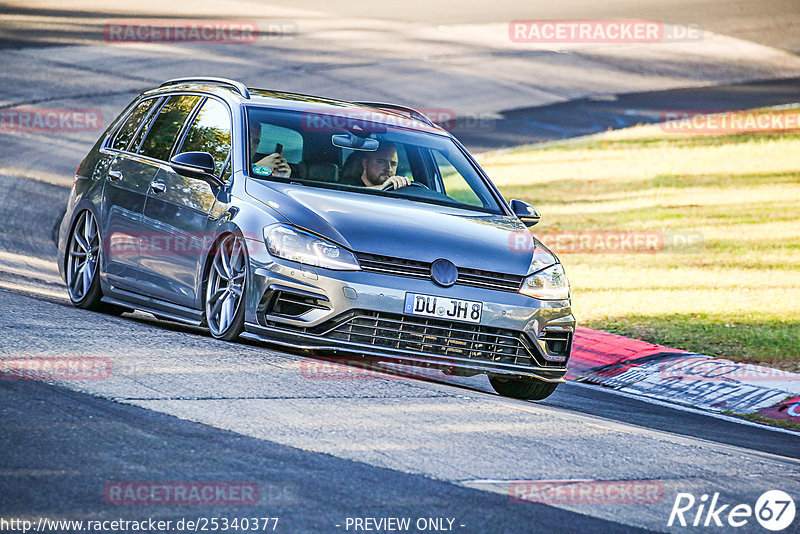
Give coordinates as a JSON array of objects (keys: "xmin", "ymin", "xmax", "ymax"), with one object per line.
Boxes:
[
  {"xmin": 353, "ymin": 101, "xmax": 436, "ymax": 128},
  {"xmin": 159, "ymin": 77, "xmax": 250, "ymax": 99}
]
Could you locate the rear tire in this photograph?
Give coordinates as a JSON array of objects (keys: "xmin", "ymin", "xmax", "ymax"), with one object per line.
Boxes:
[
  {"xmin": 489, "ymin": 376, "xmax": 559, "ymax": 400},
  {"xmin": 65, "ymin": 209, "xmax": 131, "ymax": 316},
  {"xmin": 65, "ymin": 210, "xmax": 103, "ymax": 310}
]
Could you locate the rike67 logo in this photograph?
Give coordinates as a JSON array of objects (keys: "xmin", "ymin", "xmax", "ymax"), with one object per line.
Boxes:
[{"xmin": 668, "ymin": 490, "xmax": 795, "ymax": 531}]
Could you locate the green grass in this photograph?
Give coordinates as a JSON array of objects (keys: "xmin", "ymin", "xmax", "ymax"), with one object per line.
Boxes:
[
  {"xmin": 478, "ymin": 112, "xmax": 800, "ymax": 365},
  {"xmin": 727, "ymin": 411, "xmax": 800, "ymax": 432}
]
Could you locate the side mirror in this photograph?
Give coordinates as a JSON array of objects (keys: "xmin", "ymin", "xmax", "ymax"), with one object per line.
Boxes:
[
  {"xmin": 170, "ymin": 152, "xmax": 222, "ymax": 186},
  {"xmin": 510, "ymin": 199, "xmax": 540, "ymax": 227}
]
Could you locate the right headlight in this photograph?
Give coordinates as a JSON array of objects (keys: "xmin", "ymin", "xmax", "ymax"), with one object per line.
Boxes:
[
  {"xmin": 520, "ymin": 263, "xmax": 570, "ymax": 300},
  {"xmin": 264, "ymin": 224, "xmax": 361, "ymax": 271}
]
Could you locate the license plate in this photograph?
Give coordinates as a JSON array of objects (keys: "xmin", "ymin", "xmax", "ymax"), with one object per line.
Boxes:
[{"xmin": 404, "ymin": 293, "xmax": 483, "ymax": 323}]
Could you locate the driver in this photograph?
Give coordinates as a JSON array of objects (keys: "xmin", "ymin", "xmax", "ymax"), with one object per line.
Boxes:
[{"xmin": 340, "ymin": 143, "xmax": 411, "ymax": 190}]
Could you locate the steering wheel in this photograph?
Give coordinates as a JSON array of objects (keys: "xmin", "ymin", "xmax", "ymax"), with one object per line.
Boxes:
[{"xmin": 381, "ymin": 180, "xmax": 430, "ymax": 191}]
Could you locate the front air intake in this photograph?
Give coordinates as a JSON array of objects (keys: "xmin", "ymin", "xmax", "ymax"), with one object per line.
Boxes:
[
  {"xmin": 258, "ymin": 285, "xmax": 330, "ymax": 321},
  {"xmin": 539, "ymin": 329, "xmax": 572, "ymax": 362}
]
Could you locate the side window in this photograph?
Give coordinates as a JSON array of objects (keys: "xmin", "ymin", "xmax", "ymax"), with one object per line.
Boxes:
[
  {"xmin": 395, "ymin": 144, "xmax": 411, "ymax": 177},
  {"xmin": 252, "ymin": 123, "xmax": 303, "ymax": 164},
  {"xmin": 111, "ymin": 98, "xmax": 158, "ymax": 151},
  {"xmin": 138, "ymin": 94, "xmax": 202, "ymax": 161},
  {"xmin": 130, "ymin": 99, "xmax": 163, "ymax": 153},
  {"xmin": 178, "ymin": 98, "xmax": 232, "ymax": 177},
  {"xmin": 433, "ymin": 150, "xmax": 483, "ymax": 208}
]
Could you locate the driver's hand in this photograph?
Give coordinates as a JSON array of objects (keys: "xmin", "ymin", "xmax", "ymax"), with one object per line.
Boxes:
[
  {"xmin": 254, "ymin": 153, "xmax": 291, "ymax": 178},
  {"xmin": 380, "ymin": 175, "xmax": 411, "ymax": 190}
]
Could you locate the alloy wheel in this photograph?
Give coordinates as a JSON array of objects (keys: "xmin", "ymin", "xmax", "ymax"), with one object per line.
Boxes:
[
  {"xmin": 66, "ymin": 210, "xmax": 100, "ymax": 303},
  {"xmin": 206, "ymin": 234, "xmax": 247, "ymax": 338}
]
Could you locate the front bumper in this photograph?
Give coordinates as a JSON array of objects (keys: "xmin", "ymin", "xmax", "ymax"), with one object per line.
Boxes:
[{"xmin": 242, "ymin": 241, "xmax": 575, "ymax": 381}]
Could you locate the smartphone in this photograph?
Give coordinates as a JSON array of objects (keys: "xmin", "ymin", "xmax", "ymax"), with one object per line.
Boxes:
[{"xmin": 274, "ymin": 143, "xmax": 283, "ymax": 155}]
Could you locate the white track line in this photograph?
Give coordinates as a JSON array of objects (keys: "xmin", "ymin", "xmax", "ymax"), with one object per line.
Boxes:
[{"xmin": 568, "ymin": 380, "xmax": 800, "ymax": 437}]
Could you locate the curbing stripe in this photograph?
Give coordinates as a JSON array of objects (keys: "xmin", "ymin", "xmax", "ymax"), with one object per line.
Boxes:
[
  {"xmin": 757, "ymin": 395, "xmax": 800, "ymax": 422},
  {"xmin": 569, "ymin": 327, "xmax": 800, "ymax": 419}
]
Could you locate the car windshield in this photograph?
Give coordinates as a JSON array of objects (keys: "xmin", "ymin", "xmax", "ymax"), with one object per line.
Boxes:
[{"xmin": 246, "ymin": 107, "xmax": 503, "ymax": 214}]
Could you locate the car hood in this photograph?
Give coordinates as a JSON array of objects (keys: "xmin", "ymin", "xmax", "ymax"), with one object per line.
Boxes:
[{"xmin": 246, "ymin": 181, "xmax": 537, "ymax": 274}]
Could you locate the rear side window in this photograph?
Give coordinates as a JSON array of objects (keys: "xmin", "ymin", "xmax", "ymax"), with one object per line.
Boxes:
[
  {"xmin": 111, "ymin": 98, "xmax": 158, "ymax": 151},
  {"xmin": 138, "ymin": 94, "xmax": 202, "ymax": 161},
  {"xmin": 178, "ymin": 98, "xmax": 232, "ymax": 177},
  {"xmin": 131, "ymin": 100, "xmax": 163, "ymax": 153}
]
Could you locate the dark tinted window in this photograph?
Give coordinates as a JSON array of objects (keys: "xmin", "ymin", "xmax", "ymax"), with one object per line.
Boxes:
[
  {"xmin": 111, "ymin": 98, "xmax": 158, "ymax": 151},
  {"xmin": 138, "ymin": 94, "xmax": 202, "ymax": 161},
  {"xmin": 178, "ymin": 98, "xmax": 232, "ymax": 177},
  {"xmin": 131, "ymin": 99, "xmax": 163, "ymax": 153}
]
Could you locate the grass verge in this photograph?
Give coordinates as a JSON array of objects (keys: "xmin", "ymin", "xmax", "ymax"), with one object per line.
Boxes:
[
  {"xmin": 727, "ymin": 411, "xmax": 800, "ymax": 432},
  {"xmin": 478, "ymin": 111, "xmax": 800, "ymax": 366}
]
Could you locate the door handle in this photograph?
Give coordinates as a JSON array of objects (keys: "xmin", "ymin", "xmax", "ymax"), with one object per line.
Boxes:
[
  {"xmin": 107, "ymin": 170, "xmax": 123, "ymax": 182},
  {"xmin": 149, "ymin": 181, "xmax": 166, "ymax": 194}
]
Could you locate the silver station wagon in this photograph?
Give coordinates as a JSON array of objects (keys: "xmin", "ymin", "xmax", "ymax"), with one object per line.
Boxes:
[{"xmin": 57, "ymin": 77, "xmax": 575, "ymax": 400}]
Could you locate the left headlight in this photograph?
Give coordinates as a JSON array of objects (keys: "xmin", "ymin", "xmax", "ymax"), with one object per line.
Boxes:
[
  {"xmin": 264, "ymin": 224, "xmax": 361, "ymax": 271},
  {"xmin": 520, "ymin": 263, "xmax": 570, "ymax": 300}
]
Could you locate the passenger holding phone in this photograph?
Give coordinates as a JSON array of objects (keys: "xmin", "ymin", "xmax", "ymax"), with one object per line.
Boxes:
[{"xmin": 253, "ymin": 143, "xmax": 291, "ymax": 177}]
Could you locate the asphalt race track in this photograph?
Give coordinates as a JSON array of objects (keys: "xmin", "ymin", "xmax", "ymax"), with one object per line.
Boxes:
[{"xmin": 1, "ymin": 1, "xmax": 799, "ymax": 532}]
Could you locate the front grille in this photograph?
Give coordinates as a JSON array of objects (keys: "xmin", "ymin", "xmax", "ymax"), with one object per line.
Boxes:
[
  {"xmin": 355, "ymin": 252, "xmax": 524, "ymax": 292},
  {"xmin": 326, "ymin": 311, "xmax": 541, "ymax": 367},
  {"xmin": 458, "ymin": 267, "xmax": 524, "ymax": 292},
  {"xmin": 357, "ymin": 253, "xmax": 430, "ymax": 279}
]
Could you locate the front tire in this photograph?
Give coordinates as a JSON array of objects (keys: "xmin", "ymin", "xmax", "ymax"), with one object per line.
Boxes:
[
  {"xmin": 204, "ymin": 234, "xmax": 247, "ymax": 341},
  {"xmin": 489, "ymin": 375, "xmax": 559, "ymax": 400}
]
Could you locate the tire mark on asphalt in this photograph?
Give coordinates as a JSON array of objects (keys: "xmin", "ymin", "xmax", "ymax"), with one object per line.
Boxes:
[
  {"xmin": 0, "ymin": 89, "xmax": 143, "ymax": 110},
  {"xmin": 117, "ymin": 394, "xmax": 455, "ymax": 400}
]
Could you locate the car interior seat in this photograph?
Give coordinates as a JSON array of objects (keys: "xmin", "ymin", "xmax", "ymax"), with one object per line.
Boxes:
[
  {"xmin": 340, "ymin": 152, "xmax": 365, "ymax": 184},
  {"xmin": 296, "ymin": 161, "xmax": 339, "ymax": 182}
]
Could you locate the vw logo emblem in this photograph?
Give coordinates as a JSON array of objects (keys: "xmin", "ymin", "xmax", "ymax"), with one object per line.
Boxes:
[{"xmin": 431, "ymin": 258, "xmax": 458, "ymax": 287}]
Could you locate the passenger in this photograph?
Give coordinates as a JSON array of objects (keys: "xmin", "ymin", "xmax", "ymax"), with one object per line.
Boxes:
[{"xmin": 252, "ymin": 152, "xmax": 291, "ymax": 178}]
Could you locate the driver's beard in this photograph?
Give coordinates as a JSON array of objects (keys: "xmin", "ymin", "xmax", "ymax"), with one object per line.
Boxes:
[{"xmin": 363, "ymin": 171, "xmax": 388, "ymax": 187}]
